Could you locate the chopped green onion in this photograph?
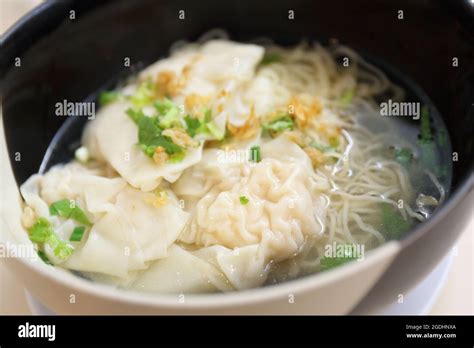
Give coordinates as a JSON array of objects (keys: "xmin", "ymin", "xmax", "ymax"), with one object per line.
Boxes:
[
  {"xmin": 158, "ymin": 106, "xmax": 181, "ymax": 129},
  {"xmin": 130, "ymin": 80, "xmax": 154, "ymax": 108},
  {"xmin": 47, "ymin": 233, "xmax": 74, "ymax": 260},
  {"xmin": 261, "ymin": 115, "xmax": 294, "ymax": 136},
  {"xmin": 249, "ymin": 145, "xmax": 261, "ymax": 163},
  {"xmin": 206, "ymin": 121, "xmax": 225, "ymax": 140},
  {"xmin": 154, "ymin": 98, "xmax": 176, "ymax": 115},
  {"xmin": 168, "ymin": 151, "xmax": 186, "ymax": 163},
  {"xmin": 28, "ymin": 218, "xmax": 74, "ymax": 261},
  {"xmin": 70, "ymin": 226, "xmax": 86, "ymax": 242},
  {"xmin": 98, "ymin": 90, "xmax": 120, "ymax": 105},
  {"xmin": 49, "ymin": 199, "xmax": 92, "ymax": 226},
  {"xmin": 37, "ymin": 250, "xmax": 52, "ymax": 265},
  {"xmin": 28, "ymin": 217, "xmax": 53, "ymax": 243},
  {"xmin": 239, "ymin": 196, "xmax": 249, "ymax": 205}
]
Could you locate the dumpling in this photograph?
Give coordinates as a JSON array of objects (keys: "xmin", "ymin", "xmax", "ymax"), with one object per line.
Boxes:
[
  {"xmin": 173, "ymin": 137, "xmax": 329, "ymax": 288},
  {"xmin": 192, "ymin": 244, "xmax": 267, "ymax": 290},
  {"xmin": 130, "ymin": 244, "xmax": 232, "ymax": 293},
  {"xmin": 21, "ymin": 162, "xmax": 189, "ymax": 278},
  {"xmin": 83, "ymin": 101, "xmax": 204, "ymax": 191},
  {"xmin": 63, "ymin": 186, "xmax": 189, "ymax": 277}
]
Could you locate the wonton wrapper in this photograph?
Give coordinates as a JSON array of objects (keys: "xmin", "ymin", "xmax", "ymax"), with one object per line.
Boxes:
[
  {"xmin": 172, "ymin": 137, "xmax": 329, "ymax": 289},
  {"xmin": 21, "ymin": 163, "xmax": 189, "ymax": 278},
  {"xmin": 83, "ymin": 101, "xmax": 204, "ymax": 191}
]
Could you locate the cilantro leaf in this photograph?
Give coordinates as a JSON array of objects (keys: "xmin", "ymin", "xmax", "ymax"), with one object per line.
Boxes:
[
  {"xmin": 394, "ymin": 147, "xmax": 413, "ymax": 168},
  {"xmin": 184, "ymin": 115, "xmax": 202, "ymax": 137},
  {"xmin": 126, "ymin": 108, "xmax": 146, "ymax": 125},
  {"xmin": 380, "ymin": 203, "xmax": 411, "ymax": 240}
]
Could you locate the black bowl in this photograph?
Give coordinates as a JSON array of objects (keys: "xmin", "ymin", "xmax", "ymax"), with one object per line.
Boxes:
[{"xmin": 1, "ymin": 0, "xmax": 473, "ymax": 312}]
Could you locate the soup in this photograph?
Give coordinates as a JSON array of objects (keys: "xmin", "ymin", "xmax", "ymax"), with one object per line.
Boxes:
[{"xmin": 19, "ymin": 33, "xmax": 451, "ymax": 293}]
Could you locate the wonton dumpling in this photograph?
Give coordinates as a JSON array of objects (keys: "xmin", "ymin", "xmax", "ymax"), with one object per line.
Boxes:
[
  {"xmin": 190, "ymin": 40, "xmax": 264, "ymax": 85},
  {"xmin": 173, "ymin": 137, "xmax": 327, "ymax": 287},
  {"xmin": 21, "ymin": 162, "xmax": 189, "ymax": 277},
  {"xmin": 63, "ymin": 208, "xmax": 146, "ymax": 277},
  {"xmin": 83, "ymin": 101, "xmax": 204, "ymax": 191},
  {"xmin": 64, "ymin": 187, "xmax": 188, "ymax": 278},
  {"xmin": 130, "ymin": 244, "xmax": 232, "ymax": 293},
  {"xmin": 140, "ymin": 40, "xmax": 264, "ymax": 133},
  {"xmin": 192, "ymin": 244, "xmax": 268, "ymax": 289}
]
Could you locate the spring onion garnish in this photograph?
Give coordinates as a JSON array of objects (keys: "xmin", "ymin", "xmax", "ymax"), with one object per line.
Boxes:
[
  {"xmin": 69, "ymin": 226, "xmax": 86, "ymax": 242},
  {"xmin": 48, "ymin": 233, "xmax": 74, "ymax": 260},
  {"xmin": 249, "ymin": 145, "xmax": 261, "ymax": 163},
  {"xmin": 98, "ymin": 90, "xmax": 120, "ymax": 106},
  {"xmin": 28, "ymin": 218, "xmax": 74, "ymax": 260},
  {"xmin": 130, "ymin": 80, "xmax": 155, "ymax": 108},
  {"xmin": 29, "ymin": 217, "xmax": 54, "ymax": 243},
  {"xmin": 37, "ymin": 250, "xmax": 52, "ymax": 265},
  {"xmin": 239, "ymin": 196, "xmax": 249, "ymax": 205},
  {"xmin": 262, "ymin": 115, "xmax": 294, "ymax": 136},
  {"xmin": 49, "ymin": 199, "xmax": 92, "ymax": 226}
]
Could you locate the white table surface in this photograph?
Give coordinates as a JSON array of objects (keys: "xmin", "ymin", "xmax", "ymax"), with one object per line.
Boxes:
[{"xmin": 1, "ymin": 0, "xmax": 473, "ymax": 315}]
